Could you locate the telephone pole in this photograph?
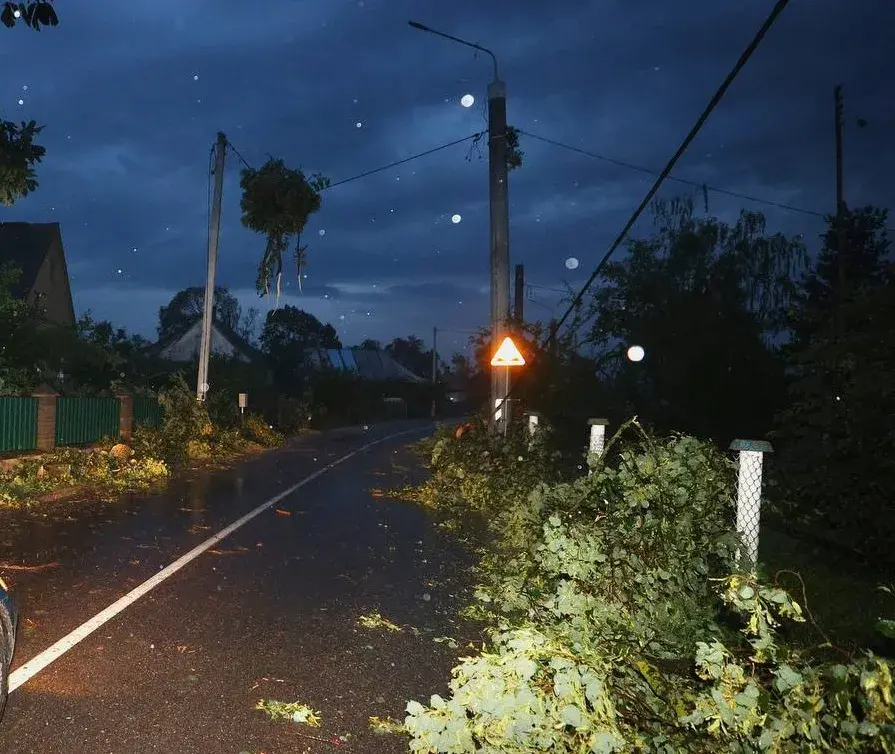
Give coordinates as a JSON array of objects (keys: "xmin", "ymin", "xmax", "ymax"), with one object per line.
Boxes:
[
  {"xmin": 430, "ymin": 326, "xmax": 438, "ymax": 418},
  {"xmin": 407, "ymin": 21, "xmax": 510, "ymax": 429},
  {"xmin": 834, "ymin": 84, "xmax": 846, "ymax": 285},
  {"xmin": 513, "ymin": 264, "xmax": 524, "ymax": 321},
  {"xmin": 488, "ymin": 72, "xmax": 511, "ymax": 428},
  {"xmin": 196, "ymin": 131, "xmax": 227, "ymax": 402}
]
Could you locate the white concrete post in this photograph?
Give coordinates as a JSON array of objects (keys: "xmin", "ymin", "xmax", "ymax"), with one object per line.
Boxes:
[
  {"xmin": 729, "ymin": 439, "xmax": 773, "ymax": 570},
  {"xmin": 587, "ymin": 418, "xmax": 609, "ymax": 474},
  {"xmin": 523, "ymin": 411, "xmax": 540, "ymax": 448}
]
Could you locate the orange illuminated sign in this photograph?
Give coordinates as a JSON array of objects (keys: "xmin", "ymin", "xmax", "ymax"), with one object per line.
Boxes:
[{"xmin": 490, "ymin": 336, "xmax": 525, "ymax": 367}]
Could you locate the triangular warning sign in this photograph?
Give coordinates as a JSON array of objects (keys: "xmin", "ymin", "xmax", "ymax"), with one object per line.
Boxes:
[{"xmin": 490, "ymin": 336, "xmax": 525, "ymax": 367}]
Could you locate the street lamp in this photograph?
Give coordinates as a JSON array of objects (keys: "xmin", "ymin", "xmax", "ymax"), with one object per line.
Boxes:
[{"xmin": 408, "ymin": 20, "xmax": 511, "ymax": 431}]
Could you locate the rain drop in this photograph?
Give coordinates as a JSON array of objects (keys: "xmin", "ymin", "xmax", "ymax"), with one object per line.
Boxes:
[
  {"xmin": 193, "ymin": 74, "xmax": 199, "ymax": 81},
  {"xmin": 318, "ymin": 229, "xmax": 326, "ymax": 237},
  {"xmin": 355, "ymin": 121, "xmax": 363, "ymax": 128},
  {"xmin": 460, "ymin": 93, "xmax": 475, "ymax": 108},
  {"xmin": 451, "ymin": 214, "xmax": 462, "ymax": 224},
  {"xmin": 17, "ymin": 99, "xmax": 24, "ymax": 106},
  {"xmin": 22, "ymin": 85, "xmax": 28, "ymax": 91},
  {"xmin": 565, "ymin": 257, "xmax": 579, "ymax": 270}
]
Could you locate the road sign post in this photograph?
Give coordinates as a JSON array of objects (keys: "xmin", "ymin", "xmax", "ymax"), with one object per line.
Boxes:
[{"xmin": 490, "ymin": 335, "xmax": 525, "ymax": 436}]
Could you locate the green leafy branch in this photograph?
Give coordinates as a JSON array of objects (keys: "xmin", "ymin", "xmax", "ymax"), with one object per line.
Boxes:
[{"xmin": 238, "ymin": 157, "xmax": 330, "ymax": 299}]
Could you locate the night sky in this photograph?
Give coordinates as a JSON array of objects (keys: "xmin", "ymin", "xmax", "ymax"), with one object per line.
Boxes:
[{"xmin": 3, "ymin": 1, "xmax": 893, "ymax": 356}]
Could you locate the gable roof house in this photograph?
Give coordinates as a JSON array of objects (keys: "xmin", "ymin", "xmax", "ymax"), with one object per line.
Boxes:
[
  {"xmin": 305, "ymin": 347, "xmax": 428, "ymax": 383},
  {"xmin": 0, "ymin": 222, "xmax": 76, "ymax": 327},
  {"xmin": 145, "ymin": 316, "xmax": 264, "ymax": 365}
]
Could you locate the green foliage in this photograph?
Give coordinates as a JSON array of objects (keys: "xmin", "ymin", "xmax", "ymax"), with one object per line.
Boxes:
[
  {"xmin": 585, "ymin": 197, "xmax": 802, "ymax": 441},
  {"xmin": 239, "ymin": 157, "xmax": 330, "ymax": 296},
  {"xmin": 0, "ymin": 263, "xmax": 41, "ymax": 393},
  {"xmin": 506, "ymin": 125, "xmax": 524, "ymax": 171},
  {"xmin": 773, "ymin": 207, "xmax": 894, "ymax": 562},
  {"xmin": 386, "ymin": 335, "xmax": 433, "ymax": 380},
  {"xmin": 0, "ymin": 443, "xmax": 168, "ymax": 508},
  {"xmin": 260, "ymin": 304, "xmax": 340, "ymax": 377},
  {"xmin": 1, "ymin": 1, "xmax": 58, "ymax": 30},
  {"xmin": 0, "ymin": 118, "xmax": 45, "ymax": 205},
  {"xmin": 241, "ymin": 413, "xmax": 284, "ymax": 448},
  {"xmin": 404, "ymin": 423, "xmax": 895, "ymax": 753},
  {"xmin": 157, "ymin": 286, "xmax": 244, "ymax": 341}
]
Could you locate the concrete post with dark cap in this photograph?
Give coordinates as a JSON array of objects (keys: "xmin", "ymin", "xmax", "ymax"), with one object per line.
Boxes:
[{"xmin": 729, "ymin": 439, "xmax": 774, "ymax": 569}]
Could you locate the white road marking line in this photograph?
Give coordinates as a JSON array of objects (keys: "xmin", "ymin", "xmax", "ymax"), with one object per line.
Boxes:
[{"xmin": 9, "ymin": 426, "xmax": 424, "ymax": 693}]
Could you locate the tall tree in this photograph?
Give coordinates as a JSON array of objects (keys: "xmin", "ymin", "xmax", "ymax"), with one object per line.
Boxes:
[
  {"xmin": 789, "ymin": 205, "xmax": 891, "ymax": 346},
  {"xmin": 260, "ymin": 305, "xmax": 340, "ymax": 368},
  {"xmin": 1, "ymin": 2, "xmax": 58, "ymax": 204},
  {"xmin": 774, "ymin": 208, "xmax": 894, "ymax": 559},
  {"xmin": 157, "ymin": 286, "xmax": 242, "ymax": 340},
  {"xmin": 359, "ymin": 339, "xmax": 381, "ymax": 350},
  {"xmin": 2, "ymin": 1, "xmax": 58, "ymax": 29},
  {"xmin": 585, "ymin": 197, "xmax": 806, "ymax": 441},
  {"xmin": 385, "ymin": 336, "xmax": 432, "ymax": 379}
]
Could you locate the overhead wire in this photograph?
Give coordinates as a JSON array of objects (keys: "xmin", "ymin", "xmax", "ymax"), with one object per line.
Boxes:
[
  {"xmin": 539, "ymin": 0, "xmax": 793, "ymax": 345},
  {"xmin": 496, "ymin": 0, "xmax": 795, "ymax": 416},
  {"xmin": 518, "ymin": 129, "xmax": 832, "ymax": 222},
  {"xmin": 224, "ymin": 132, "xmax": 485, "ymax": 190}
]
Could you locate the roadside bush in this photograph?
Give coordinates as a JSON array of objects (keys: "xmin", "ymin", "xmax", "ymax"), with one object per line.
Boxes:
[
  {"xmin": 402, "ymin": 421, "xmax": 895, "ymax": 753},
  {"xmin": 241, "ymin": 412, "xmax": 284, "ymax": 448},
  {"xmin": 0, "ymin": 442, "xmax": 168, "ymax": 507}
]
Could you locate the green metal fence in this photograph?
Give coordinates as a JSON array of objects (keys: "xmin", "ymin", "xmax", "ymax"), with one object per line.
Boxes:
[
  {"xmin": 134, "ymin": 397, "xmax": 164, "ymax": 429},
  {"xmin": 55, "ymin": 396, "xmax": 121, "ymax": 446},
  {"xmin": 0, "ymin": 397, "xmax": 38, "ymax": 452}
]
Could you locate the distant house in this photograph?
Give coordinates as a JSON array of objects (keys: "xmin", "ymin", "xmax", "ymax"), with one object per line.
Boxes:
[
  {"xmin": 305, "ymin": 347, "xmax": 427, "ymax": 383},
  {"xmin": 0, "ymin": 222, "xmax": 76, "ymax": 327},
  {"xmin": 145, "ymin": 317, "xmax": 263, "ymax": 364}
]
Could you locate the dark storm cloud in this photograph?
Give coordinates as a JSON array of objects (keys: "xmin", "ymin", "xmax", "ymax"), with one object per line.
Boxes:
[{"xmin": 2, "ymin": 0, "xmax": 893, "ymax": 345}]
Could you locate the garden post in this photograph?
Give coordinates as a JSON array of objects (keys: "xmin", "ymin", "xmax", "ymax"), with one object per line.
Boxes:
[
  {"xmin": 729, "ymin": 439, "xmax": 774, "ymax": 570},
  {"xmin": 587, "ymin": 418, "xmax": 609, "ymax": 475},
  {"xmin": 32, "ymin": 387, "xmax": 59, "ymax": 452},
  {"xmin": 523, "ymin": 411, "xmax": 540, "ymax": 448}
]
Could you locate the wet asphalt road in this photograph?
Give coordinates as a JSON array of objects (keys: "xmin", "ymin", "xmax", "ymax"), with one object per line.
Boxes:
[{"xmin": 0, "ymin": 420, "xmax": 480, "ymax": 753}]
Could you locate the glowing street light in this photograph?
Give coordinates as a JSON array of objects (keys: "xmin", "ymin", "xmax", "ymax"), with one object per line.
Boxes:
[{"xmin": 627, "ymin": 345, "xmax": 645, "ymax": 362}]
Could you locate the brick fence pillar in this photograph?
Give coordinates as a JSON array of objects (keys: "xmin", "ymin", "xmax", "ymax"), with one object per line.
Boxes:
[
  {"xmin": 116, "ymin": 391, "xmax": 134, "ymax": 443},
  {"xmin": 33, "ymin": 388, "xmax": 59, "ymax": 452}
]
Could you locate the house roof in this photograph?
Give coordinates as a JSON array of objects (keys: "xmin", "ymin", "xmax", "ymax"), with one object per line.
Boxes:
[
  {"xmin": 305, "ymin": 347, "xmax": 427, "ymax": 383},
  {"xmin": 145, "ymin": 316, "xmax": 266, "ymax": 363},
  {"xmin": 0, "ymin": 222, "xmax": 61, "ymax": 298}
]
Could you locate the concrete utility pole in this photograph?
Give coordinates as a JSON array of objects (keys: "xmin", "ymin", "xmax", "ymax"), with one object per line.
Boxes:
[
  {"xmin": 488, "ymin": 73, "xmax": 511, "ymax": 428},
  {"xmin": 834, "ymin": 84, "xmax": 846, "ymax": 286},
  {"xmin": 407, "ymin": 21, "xmax": 510, "ymax": 429},
  {"xmin": 430, "ymin": 326, "xmax": 437, "ymax": 418},
  {"xmin": 196, "ymin": 131, "xmax": 227, "ymax": 402},
  {"xmin": 513, "ymin": 264, "xmax": 524, "ymax": 321}
]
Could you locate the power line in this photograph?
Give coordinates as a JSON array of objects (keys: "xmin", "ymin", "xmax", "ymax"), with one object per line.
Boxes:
[
  {"xmin": 224, "ymin": 131, "xmax": 484, "ymax": 191},
  {"xmin": 519, "ymin": 129, "xmax": 830, "ymax": 221},
  {"xmin": 225, "ymin": 141, "xmax": 253, "ymax": 171},
  {"xmin": 527, "ymin": 283, "xmax": 569, "ymax": 295},
  {"xmin": 324, "ymin": 132, "xmax": 484, "ymax": 190},
  {"xmin": 543, "ymin": 0, "xmax": 793, "ymax": 346}
]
